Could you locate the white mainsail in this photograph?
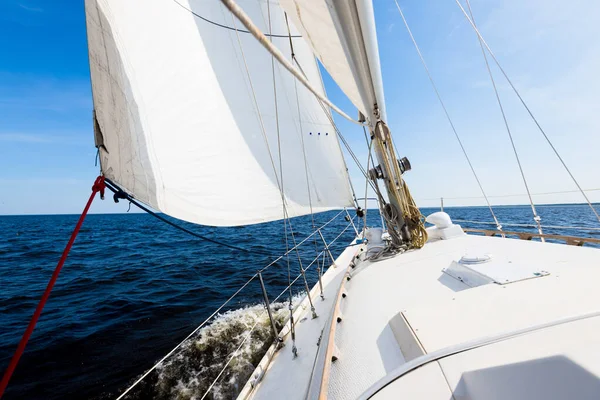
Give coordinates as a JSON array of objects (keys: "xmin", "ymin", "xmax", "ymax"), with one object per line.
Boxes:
[
  {"xmin": 85, "ymin": 0, "xmax": 354, "ymax": 226},
  {"xmin": 278, "ymin": 0, "xmax": 386, "ymax": 123}
]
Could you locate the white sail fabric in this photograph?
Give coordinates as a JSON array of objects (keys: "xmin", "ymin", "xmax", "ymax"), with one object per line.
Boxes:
[
  {"xmin": 85, "ymin": 0, "xmax": 354, "ymax": 226},
  {"xmin": 278, "ymin": 0, "xmax": 386, "ymax": 123}
]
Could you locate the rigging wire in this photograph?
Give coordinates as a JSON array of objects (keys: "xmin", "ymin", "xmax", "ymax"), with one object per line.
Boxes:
[
  {"xmin": 290, "ymin": 55, "xmax": 384, "ymax": 208},
  {"xmin": 103, "ymin": 179, "xmax": 277, "ymax": 256},
  {"xmin": 171, "ymin": 0, "xmax": 301, "ymax": 38},
  {"xmin": 393, "ymin": 0, "xmax": 503, "ymax": 232},
  {"xmin": 463, "ymin": 0, "xmax": 541, "ymax": 237},
  {"xmin": 228, "ymin": 4, "xmax": 317, "ymax": 310},
  {"xmin": 116, "ymin": 272, "xmax": 259, "ymax": 400},
  {"xmin": 282, "ymin": 13, "xmax": 327, "ymax": 317},
  {"xmin": 228, "ymin": 11, "xmax": 283, "ymax": 194},
  {"xmin": 114, "ymin": 212, "xmax": 354, "ymax": 398},
  {"xmin": 284, "ymin": 12, "xmax": 319, "ymax": 256},
  {"xmin": 293, "ymin": 54, "xmax": 426, "ymax": 250},
  {"xmin": 267, "ymin": 1, "xmax": 301, "ymax": 354},
  {"xmin": 454, "ymin": 0, "xmax": 600, "ymax": 225}
]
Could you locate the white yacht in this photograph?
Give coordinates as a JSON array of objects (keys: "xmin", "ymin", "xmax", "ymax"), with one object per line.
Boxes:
[
  {"xmin": 84, "ymin": 1, "xmax": 600, "ymax": 399},
  {"xmin": 2, "ymin": 1, "xmax": 598, "ymax": 399}
]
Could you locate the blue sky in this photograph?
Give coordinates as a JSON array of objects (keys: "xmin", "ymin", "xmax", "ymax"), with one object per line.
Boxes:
[{"xmin": 0, "ymin": 0, "xmax": 598, "ymax": 215}]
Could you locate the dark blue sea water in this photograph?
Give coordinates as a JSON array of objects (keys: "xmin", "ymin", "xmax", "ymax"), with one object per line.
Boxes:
[{"xmin": 1, "ymin": 205, "xmax": 599, "ymax": 399}]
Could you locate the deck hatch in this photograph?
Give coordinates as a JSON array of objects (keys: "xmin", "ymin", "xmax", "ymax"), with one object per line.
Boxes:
[{"xmin": 443, "ymin": 256, "xmax": 549, "ymax": 287}]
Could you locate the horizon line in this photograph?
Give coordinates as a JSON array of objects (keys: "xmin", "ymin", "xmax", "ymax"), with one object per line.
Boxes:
[{"xmin": 1, "ymin": 202, "xmax": 598, "ymax": 218}]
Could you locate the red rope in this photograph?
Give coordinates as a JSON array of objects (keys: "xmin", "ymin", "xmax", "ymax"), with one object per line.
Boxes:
[{"xmin": 0, "ymin": 176, "xmax": 105, "ymax": 398}]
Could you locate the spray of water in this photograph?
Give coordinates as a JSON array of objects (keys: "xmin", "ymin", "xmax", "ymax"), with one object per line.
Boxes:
[{"xmin": 123, "ymin": 295, "xmax": 304, "ymax": 400}]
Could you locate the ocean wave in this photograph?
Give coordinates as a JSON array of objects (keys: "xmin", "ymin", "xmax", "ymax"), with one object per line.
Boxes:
[{"xmin": 122, "ymin": 295, "xmax": 303, "ymax": 400}]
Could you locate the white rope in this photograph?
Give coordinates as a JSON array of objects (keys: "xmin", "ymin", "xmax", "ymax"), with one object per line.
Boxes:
[
  {"xmin": 219, "ymin": 0, "xmax": 366, "ymax": 127},
  {"xmin": 455, "ymin": 0, "xmax": 600, "ymax": 225},
  {"xmin": 393, "ymin": 0, "xmax": 503, "ymax": 232}
]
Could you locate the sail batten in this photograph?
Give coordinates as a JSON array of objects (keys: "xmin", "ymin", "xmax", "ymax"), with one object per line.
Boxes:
[{"xmin": 86, "ymin": 0, "xmax": 354, "ymax": 226}]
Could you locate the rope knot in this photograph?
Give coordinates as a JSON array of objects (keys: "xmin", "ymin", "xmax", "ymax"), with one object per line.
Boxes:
[{"xmin": 92, "ymin": 176, "xmax": 106, "ymax": 200}]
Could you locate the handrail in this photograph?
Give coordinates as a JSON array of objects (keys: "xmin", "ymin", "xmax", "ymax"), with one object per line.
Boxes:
[{"xmin": 464, "ymin": 228, "xmax": 600, "ymax": 246}]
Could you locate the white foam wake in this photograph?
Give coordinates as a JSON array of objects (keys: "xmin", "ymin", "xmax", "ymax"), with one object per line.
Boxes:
[{"xmin": 126, "ymin": 294, "xmax": 304, "ymax": 400}]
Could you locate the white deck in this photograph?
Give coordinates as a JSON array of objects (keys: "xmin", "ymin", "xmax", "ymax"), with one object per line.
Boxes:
[{"xmin": 245, "ymin": 226, "xmax": 600, "ymax": 399}]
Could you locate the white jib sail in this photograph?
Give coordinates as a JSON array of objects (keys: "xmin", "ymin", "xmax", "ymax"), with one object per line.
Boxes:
[
  {"xmin": 85, "ymin": 0, "xmax": 354, "ymax": 226},
  {"xmin": 278, "ymin": 0, "xmax": 386, "ymax": 123}
]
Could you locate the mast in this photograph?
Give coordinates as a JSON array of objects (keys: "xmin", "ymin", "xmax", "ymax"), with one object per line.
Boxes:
[
  {"xmin": 336, "ymin": 0, "xmax": 420, "ymax": 247},
  {"xmin": 355, "ymin": 0, "xmax": 412, "ymax": 244}
]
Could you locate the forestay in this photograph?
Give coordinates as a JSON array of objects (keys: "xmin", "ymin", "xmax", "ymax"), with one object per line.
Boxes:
[
  {"xmin": 85, "ymin": 0, "xmax": 353, "ymax": 226},
  {"xmin": 278, "ymin": 0, "xmax": 387, "ymax": 123}
]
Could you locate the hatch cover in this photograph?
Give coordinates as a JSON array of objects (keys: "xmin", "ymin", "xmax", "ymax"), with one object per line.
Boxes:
[{"xmin": 443, "ymin": 255, "xmax": 550, "ymax": 287}]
